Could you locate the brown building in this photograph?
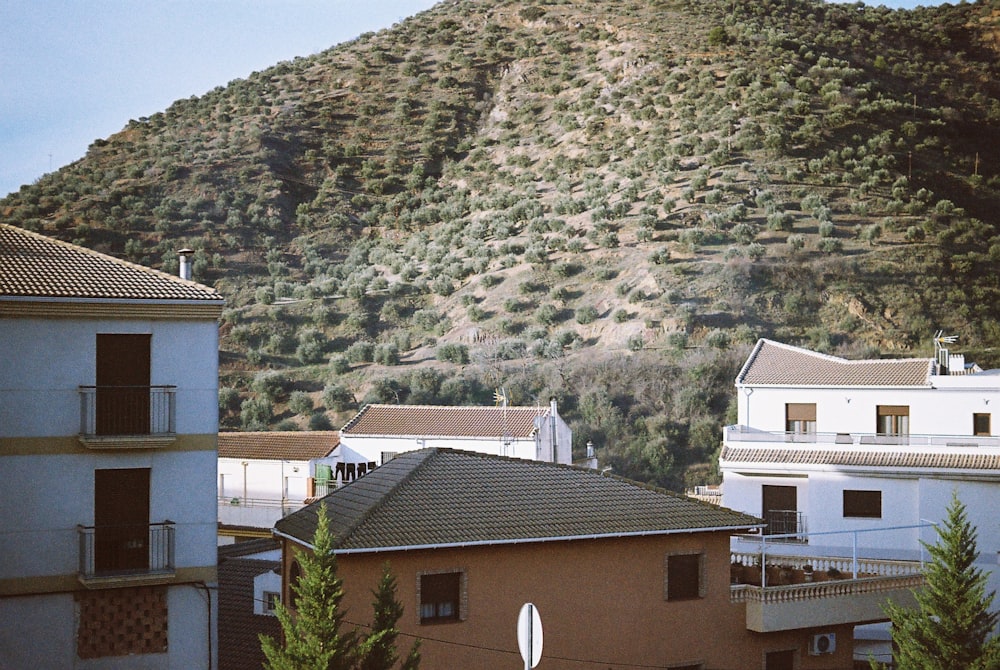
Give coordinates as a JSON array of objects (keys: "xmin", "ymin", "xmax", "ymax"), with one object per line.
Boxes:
[{"xmin": 272, "ymin": 448, "xmax": 888, "ymax": 669}]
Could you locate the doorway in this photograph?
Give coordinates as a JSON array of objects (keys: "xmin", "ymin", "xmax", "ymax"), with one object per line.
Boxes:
[
  {"xmin": 96, "ymin": 334, "xmax": 151, "ymax": 435},
  {"xmin": 94, "ymin": 468, "xmax": 150, "ymax": 572}
]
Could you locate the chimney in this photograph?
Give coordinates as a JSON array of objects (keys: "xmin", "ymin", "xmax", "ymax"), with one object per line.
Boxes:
[
  {"xmin": 178, "ymin": 248, "xmax": 194, "ymax": 281},
  {"xmin": 549, "ymin": 397, "xmax": 558, "ymax": 463}
]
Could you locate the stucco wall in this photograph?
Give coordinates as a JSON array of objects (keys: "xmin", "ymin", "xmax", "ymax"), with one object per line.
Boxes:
[
  {"xmin": 737, "ymin": 383, "xmax": 1000, "ymax": 437},
  {"xmin": 281, "ymin": 533, "xmax": 854, "ymax": 669},
  {"xmin": 0, "ymin": 317, "xmax": 219, "ymax": 438}
]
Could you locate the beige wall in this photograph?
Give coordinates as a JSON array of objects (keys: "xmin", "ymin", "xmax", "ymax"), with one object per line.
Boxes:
[{"xmin": 282, "ymin": 531, "xmax": 856, "ymax": 669}]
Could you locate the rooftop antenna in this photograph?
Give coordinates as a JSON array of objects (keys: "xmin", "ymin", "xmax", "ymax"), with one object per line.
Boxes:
[{"xmin": 934, "ymin": 330, "xmax": 958, "ymax": 371}]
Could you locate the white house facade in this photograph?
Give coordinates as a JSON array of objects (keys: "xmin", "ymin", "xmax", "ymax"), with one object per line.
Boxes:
[
  {"xmin": 720, "ymin": 339, "xmax": 1000, "ymax": 613},
  {"xmin": 0, "ymin": 225, "xmax": 224, "ymax": 669},
  {"xmin": 216, "ymin": 431, "xmax": 339, "ymax": 542},
  {"xmin": 337, "ymin": 399, "xmax": 573, "ymax": 466}
]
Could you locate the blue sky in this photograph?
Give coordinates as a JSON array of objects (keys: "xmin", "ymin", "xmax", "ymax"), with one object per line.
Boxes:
[{"xmin": 0, "ymin": 0, "xmax": 944, "ymax": 197}]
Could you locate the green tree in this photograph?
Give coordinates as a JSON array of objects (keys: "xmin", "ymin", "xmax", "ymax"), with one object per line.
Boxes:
[
  {"xmin": 356, "ymin": 564, "xmax": 421, "ymax": 670},
  {"xmin": 261, "ymin": 504, "xmax": 355, "ymax": 670},
  {"xmin": 882, "ymin": 494, "xmax": 1000, "ymax": 670}
]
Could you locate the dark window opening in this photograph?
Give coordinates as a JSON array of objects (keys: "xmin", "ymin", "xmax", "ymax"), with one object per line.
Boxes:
[
  {"xmin": 843, "ymin": 489, "xmax": 882, "ymax": 518},
  {"xmin": 974, "ymin": 413, "xmax": 991, "ymax": 436},
  {"xmin": 765, "ymin": 649, "xmax": 795, "ymax": 670},
  {"xmin": 666, "ymin": 553, "xmax": 702, "ymax": 601},
  {"xmin": 420, "ymin": 572, "xmax": 461, "ymax": 623}
]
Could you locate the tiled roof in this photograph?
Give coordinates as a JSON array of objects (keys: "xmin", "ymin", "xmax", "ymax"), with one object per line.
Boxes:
[
  {"xmin": 737, "ymin": 339, "xmax": 933, "ymax": 387},
  {"xmin": 0, "ymin": 224, "xmax": 222, "ymax": 302},
  {"xmin": 275, "ymin": 448, "xmax": 762, "ymax": 552},
  {"xmin": 218, "ymin": 431, "xmax": 340, "ymax": 460},
  {"xmin": 341, "ymin": 403, "xmax": 548, "ymax": 438},
  {"xmin": 720, "ymin": 445, "xmax": 1000, "ymax": 471},
  {"xmin": 217, "ymin": 557, "xmax": 281, "ymax": 670}
]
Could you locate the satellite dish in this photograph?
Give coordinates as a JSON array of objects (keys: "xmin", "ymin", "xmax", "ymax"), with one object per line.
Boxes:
[{"xmin": 517, "ymin": 602, "xmax": 543, "ymax": 669}]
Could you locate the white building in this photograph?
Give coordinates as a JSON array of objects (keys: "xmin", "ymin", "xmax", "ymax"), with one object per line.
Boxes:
[
  {"xmin": 217, "ymin": 431, "xmax": 339, "ymax": 543},
  {"xmin": 338, "ymin": 398, "xmax": 573, "ymax": 466},
  {"xmin": 0, "ymin": 225, "xmax": 224, "ymax": 669},
  {"xmin": 720, "ymin": 338, "xmax": 1000, "ymax": 610}
]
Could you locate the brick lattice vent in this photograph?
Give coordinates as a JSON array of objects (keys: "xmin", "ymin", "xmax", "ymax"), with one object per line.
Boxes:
[{"xmin": 76, "ymin": 585, "xmax": 168, "ymax": 659}]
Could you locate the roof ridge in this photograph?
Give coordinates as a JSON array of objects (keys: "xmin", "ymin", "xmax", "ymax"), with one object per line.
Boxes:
[
  {"xmin": 329, "ymin": 448, "xmax": 440, "ymax": 548},
  {"xmin": 1, "ymin": 223, "xmax": 222, "ymax": 300}
]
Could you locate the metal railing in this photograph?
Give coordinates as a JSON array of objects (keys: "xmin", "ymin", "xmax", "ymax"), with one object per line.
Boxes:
[
  {"xmin": 77, "ymin": 522, "xmax": 175, "ymax": 579},
  {"xmin": 765, "ymin": 509, "xmax": 805, "ymax": 539},
  {"xmin": 79, "ymin": 386, "xmax": 176, "ymax": 437},
  {"xmin": 725, "ymin": 425, "xmax": 1000, "ymax": 448}
]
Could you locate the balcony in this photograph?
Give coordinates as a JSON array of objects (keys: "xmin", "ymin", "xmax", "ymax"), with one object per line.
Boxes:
[
  {"xmin": 77, "ymin": 522, "xmax": 176, "ymax": 588},
  {"xmin": 218, "ymin": 496, "xmax": 304, "ymax": 530},
  {"xmin": 764, "ymin": 509, "xmax": 806, "ymax": 541},
  {"xmin": 730, "ymin": 552, "xmax": 923, "ymax": 632},
  {"xmin": 724, "ymin": 425, "xmax": 1000, "ymax": 449},
  {"xmin": 78, "ymin": 385, "xmax": 176, "ymax": 449}
]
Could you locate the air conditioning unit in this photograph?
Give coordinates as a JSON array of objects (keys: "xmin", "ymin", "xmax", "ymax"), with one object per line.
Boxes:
[{"xmin": 809, "ymin": 632, "xmax": 836, "ymax": 655}]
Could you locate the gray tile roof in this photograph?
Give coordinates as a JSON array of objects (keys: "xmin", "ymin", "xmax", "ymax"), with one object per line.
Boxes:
[
  {"xmin": 275, "ymin": 448, "xmax": 762, "ymax": 552},
  {"xmin": 341, "ymin": 403, "xmax": 548, "ymax": 438},
  {"xmin": 720, "ymin": 445, "xmax": 1000, "ymax": 470},
  {"xmin": 218, "ymin": 431, "xmax": 340, "ymax": 460},
  {"xmin": 217, "ymin": 556, "xmax": 281, "ymax": 670},
  {"xmin": 737, "ymin": 339, "xmax": 933, "ymax": 387},
  {"xmin": 0, "ymin": 224, "xmax": 222, "ymax": 302}
]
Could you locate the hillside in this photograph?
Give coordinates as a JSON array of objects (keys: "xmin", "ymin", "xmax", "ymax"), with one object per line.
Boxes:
[{"xmin": 4, "ymin": 0, "xmax": 1000, "ymax": 489}]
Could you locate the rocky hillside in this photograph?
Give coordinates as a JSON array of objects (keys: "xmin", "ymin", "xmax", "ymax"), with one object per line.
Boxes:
[{"xmin": 4, "ymin": 0, "xmax": 1000, "ymax": 489}]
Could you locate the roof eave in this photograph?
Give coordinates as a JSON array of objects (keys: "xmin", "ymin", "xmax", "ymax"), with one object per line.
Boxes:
[{"xmin": 277, "ymin": 524, "xmax": 765, "ymax": 554}]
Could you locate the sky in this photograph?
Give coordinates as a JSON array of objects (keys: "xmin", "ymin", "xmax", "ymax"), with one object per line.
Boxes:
[{"xmin": 1, "ymin": 0, "xmax": 947, "ymax": 197}]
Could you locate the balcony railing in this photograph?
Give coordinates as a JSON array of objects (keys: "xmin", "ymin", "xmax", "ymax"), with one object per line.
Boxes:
[
  {"xmin": 78, "ymin": 386, "xmax": 176, "ymax": 448},
  {"xmin": 764, "ymin": 509, "xmax": 805, "ymax": 540},
  {"xmin": 725, "ymin": 425, "xmax": 1000, "ymax": 448},
  {"xmin": 77, "ymin": 522, "xmax": 175, "ymax": 587},
  {"xmin": 729, "ymin": 551, "xmax": 924, "ymax": 632}
]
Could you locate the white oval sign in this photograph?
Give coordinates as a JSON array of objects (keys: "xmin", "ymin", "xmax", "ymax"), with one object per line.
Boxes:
[{"xmin": 517, "ymin": 602, "xmax": 543, "ymax": 668}]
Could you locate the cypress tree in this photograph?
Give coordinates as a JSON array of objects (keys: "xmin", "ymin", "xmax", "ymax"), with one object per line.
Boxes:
[
  {"xmin": 261, "ymin": 504, "xmax": 356, "ymax": 670},
  {"xmin": 357, "ymin": 564, "xmax": 421, "ymax": 670},
  {"xmin": 883, "ymin": 493, "xmax": 1000, "ymax": 670}
]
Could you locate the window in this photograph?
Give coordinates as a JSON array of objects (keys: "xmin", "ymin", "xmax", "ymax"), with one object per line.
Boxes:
[
  {"xmin": 843, "ymin": 490, "xmax": 882, "ymax": 518},
  {"xmin": 877, "ymin": 405, "xmax": 909, "ymax": 436},
  {"xmin": 419, "ymin": 571, "xmax": 464, "ymax": 623},
  {"xmin": 263, "ymin": 591, "xmax": 280, "ymax": 614},
  {"xmin": 765, "ymin": 649, "xmax": 795, "ymax": 670},
  {"xmin": 288, "ymin": 560, "xmax": 302, "ymax": 608},
  {"xmin": 665, "ymin": 553, "xmax": 704, "ymax": 601},
  {"xmin": 974, "ymin": 413, "xmax": 991, "ymax": 436},
  {"xmin": 785, "ymin": 403, "xmax": 816, "ymax": 434}
]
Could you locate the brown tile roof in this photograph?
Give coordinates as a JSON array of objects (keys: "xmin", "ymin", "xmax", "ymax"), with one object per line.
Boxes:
[
  {"xmin": 0, "ymin": 224, "xmax": 222, "ymax": 302},
  {"xmin": 341, "ymin": 403, "xmax": 549, "ymax": 438},
  {"xmin": 218, "ymin": 431, "xmax": 340, "ymax": 460},
  {"xmin": 737, "ymin": 339, "xmax": 933, "ymax": 387},
  {"xmin": 720, "ymin": 445, "xmax": 1000, "ymax": 471},
  {"xmin": 275, "ymin": 448, "xmax": 762, "ymax": 552}
]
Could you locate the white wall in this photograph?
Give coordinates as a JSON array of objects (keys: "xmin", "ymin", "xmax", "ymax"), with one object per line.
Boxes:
[
  {"xmin": 340, "ymin": 434, "xmax": 540, "ymax": 464},
  {"xmin": 737, "ymin": 382, "xmax": 1000, "ymax": 437},
  {"xmin": 0, "ymin": 450, "xmax": 217, "ymax": 580},
  {"xmin": 0, "ymin": 317, "xmax": 219, "ymax": 438},
  {"xmin": 217, "ymin": 457, "xmax": 311, "ymax": 502},
  {"xmin": 0, "ymin": 585, "xmax": 215, "ymax": 670}
]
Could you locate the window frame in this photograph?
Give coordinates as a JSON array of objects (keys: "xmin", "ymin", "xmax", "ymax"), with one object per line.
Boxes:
[
  {"xmin": 785, "ymin": 403, "xmax": 816, "ymax": 434},
  {"xmin": 417, "ymin": 569, "xmax": 467, "ymax": 624},
  {"xmin": 664, "ymin": 551, "xmax": 706, "ymax": 602},
  {"xmin": 876, "ymin": 405, "xmax": 909, "ymax": 436},
  {"xmin": 843, "ymin": 489, "xmax": 882, "ymax": 519},
  {"xmin": 974, "ymin": 413, "xmax": 991, "ymax": 436}
]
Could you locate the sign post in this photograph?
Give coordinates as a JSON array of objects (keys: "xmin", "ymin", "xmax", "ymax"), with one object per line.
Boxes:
[{"xmin": 517, "ymin": 602, "xmax": 543, "ymax": 669}]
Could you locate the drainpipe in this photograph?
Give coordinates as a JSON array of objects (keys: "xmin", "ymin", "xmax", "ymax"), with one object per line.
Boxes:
[{"xmin": 549, "ymin": 398, "xmax": 558, "ymax": 463}]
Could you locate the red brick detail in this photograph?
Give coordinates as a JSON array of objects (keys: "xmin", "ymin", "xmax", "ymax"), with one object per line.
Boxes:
[{"xmin": 76, "ymin": 586, "xmax": 168, "ymax": 659}]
